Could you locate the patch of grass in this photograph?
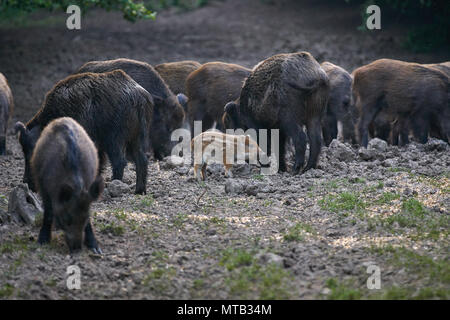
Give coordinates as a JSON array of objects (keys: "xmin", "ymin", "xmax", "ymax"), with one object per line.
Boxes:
[
  {"xmin": 192, "ymin": 279, "xmax": 205, "ymax": 290},
  {"xmin": 151, "ymin": 250, "xmax": 169, "ymax": 263},
  {"xmin": 113, "ymin": 209, "xmax": 128, "ymax": 221},
  {"xmin": 388, "ymin": 167, "xmax": 411, "ymax": 173},
  {"xmin": 142, "ymin": 266, "xmax": 175, "ymax": 283},
  {"xmin": 209, "ymin": 216, "xmax": 226, "ymax": 226},
  {"xmin": 385, "ymin": 198, "xmax": 427, "ymax": 228},
  {"xmin": 369, "ymin": 245, "xmax": 450, "ymax": 299},
  {"xmin": 380, "ymin": 198, "xmax": 449, "ymax": 239},
  {"xmin": 220, "ymin": 248, "xmax": 293, "ymax": 299},
  {"xmin": 253, "ymin": 174, "xmax": 264, "ymax": 181},
  {"xmin": 139, "ymin": 194, "xmax": 155, "ymax": 207},
  {"xmin": 263, "ymin": 199, "xmax": 273, "ymax": 207},
  {"xmin": 99, "ymin": 221, "xmax": 125, "ymax": 236},
  {"xmin": 283, "ymin": 222, "xmax": 315, "ymax": 242},
  {"xmin": 351, "ymin": 177, "xmax": 366, "ymax": 184},
  {"xmin": 0, "ymin": 235, "xmax": 31, "ymax": 254},
  {"xmin": 172, "ymin": 212, "xmax": 189, "ymax": 229},
  {"xmin": 375, "ymin": 192, "xmax": 400, "ymax": 205},
  {"xmin": 220, "ymin": 248, "xmax": 254, "ymax": 271},
  {"xmin": 318, "ymin": 192, "xmax": 366, "ymax": 215},
  {"xmin": 0, "ymin": 283, "xmax": 15, "ymax": 298},
  {"xmin": 325, "ymin": 278, "xmax": 362, "ymax": 300}
]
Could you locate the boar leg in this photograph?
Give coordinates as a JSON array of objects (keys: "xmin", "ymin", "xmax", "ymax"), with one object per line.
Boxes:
[
  {"xmin": 322, "ymin": 113, "xmax": 337, "ymax": 147},
  {"xmin": 97, "ymin": 151, "xmax": 107, "ymax": 176},
  {"xmin": 411, "ymin": 115, "xmax": 429, "ymax": 144},
  {"xmin": 132, "ymin": 147, "xmax": 148, "ymax": 195},
  {"xmin": 38, "ymin": 192, "xmax": 53, "ymax": 245},
  {"xmin": 201, "ymin": 163, "xmax": 207, "ymax": 180},
  {"xmin": 398, "ymin": 118, "xmax": 410, "ymax": 146},
  {"xmin": 285, "ymin": 123, "xmax": 306, "ymax": 174},
  {"xmin": 107, "ymin": 149, "xmax": 127, "ymax": 181},
  {"xmin": 304, "ymin": 116, "xmax": 322, "ymax": 172},
  {"xmin": 0, "ymin": 135, "xmax": 5, "ymax": 155},
  {"xmin": 277, "ymin": 131, "xmax": 287, "ymax": 172},
  {"xmin": 437, "ymin": 116, "xmax": 450, "ymax": 143},
  {"xmin": 84, "ymin": 220, "xmax": 102, "ymax": 254},
  {"xmin": 357, "ymin": 103, "xmax": 380, "ymax": 148}
]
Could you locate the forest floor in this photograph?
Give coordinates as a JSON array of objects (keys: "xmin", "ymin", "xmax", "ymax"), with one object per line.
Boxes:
[{"xmin": 0, "ymin": 0, "xmax": 449, "ymax": 299}]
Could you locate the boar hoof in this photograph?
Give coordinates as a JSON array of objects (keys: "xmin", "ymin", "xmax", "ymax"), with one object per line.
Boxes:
[
  {"xmin": 37, "ymin": 229, "xmax": 51, "ymax": 245},
  {"xmin": 90, "ymin": 247, "xmax": 103, "ymax": 255}
]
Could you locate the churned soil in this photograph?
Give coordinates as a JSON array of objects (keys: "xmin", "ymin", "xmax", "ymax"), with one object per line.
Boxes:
[{"xmin": 0, "ymin": 0, "xmax": 449, "ymax": 299}]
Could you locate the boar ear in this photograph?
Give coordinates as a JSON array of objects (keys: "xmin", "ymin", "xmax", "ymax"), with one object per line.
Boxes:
[
  {"xmin": 14, "ymin": 122, "xmax": 27, "ymax": 136},
  {"xmin": 59, "ymin": 184, "xmax": 74, "ymax": 203},
  {"xmin": 89, "ymin": 176, "xmax": 104, "ymax": 201},
  {"xmin": 177, "ymin": 93, "xmax": 188, "ymax": 111},
  {"xmin": 224, "ymin": 101, "xmax": 238, "ymax": 114}
]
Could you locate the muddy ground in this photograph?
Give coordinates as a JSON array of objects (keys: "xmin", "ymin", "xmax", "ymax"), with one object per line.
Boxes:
[{"xmin": 0, "ymin": 0, "xmax": 449, "ymax": 299}]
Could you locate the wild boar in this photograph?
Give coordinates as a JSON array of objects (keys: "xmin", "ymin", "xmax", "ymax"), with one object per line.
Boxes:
[
  {"xmin": 15, "ymin": 70, "xmax": 153, "ymax": 194},
  {"xmin": 77, "ymin": 58, "xmax": 186, "ymax": 159},
  {"xmin": 190, "ymin": 130, "xmax": 267, "ymax": 180},
  {"xmin": 155, "ymin": 60, "xmax": 202, "ymax": 97},
  {"xmin": 352, "ymin": 58, "xmax": 449, "ymax": 146},
  {"xmin": 187, "ymin": 62, "xmax": 251, "ymax": 136},
  {"xmin": 222, "ymin": 52, "xmax": 329, "ymax": 174},
  {"xmin": 320, "ymin": 62, "xmax": 355, "ymax": 145},
  {"xmin": 31, "ymin": 117, "xmax": 103, "ymax": 253}
]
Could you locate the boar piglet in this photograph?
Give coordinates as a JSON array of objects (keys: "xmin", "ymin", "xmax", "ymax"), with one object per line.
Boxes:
[{"xmin": 191, "ymin": 131, "xmax": 268, "ymax": 180}]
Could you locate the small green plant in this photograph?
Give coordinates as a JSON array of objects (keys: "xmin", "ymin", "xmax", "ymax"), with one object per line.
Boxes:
[
  {"xmin": 319, "ymin": 192, "xmax": 366, "ymax": 214},
  {"xmin": 0, "ymin": 283, "xmax": 15, "ymax": 298},
  {"xmin": 283, "ymin": 222, "xmax": 315, "ymax": 242},
  {"xmin": 99, "ymin": 221, "xmax": 125, "ymax": 236},
  {"xmin": 325, "ymin": 278, "xmax": 362, "ymax": 300},
  {"xmin": 220, "ymin": 248, "xmax": 254, "ymax": 271},
  {"xmin": 253, "ymin": 174, "xmax": 264, "ymax": 181},
  {"xmin": 220, "ymin": 248, "xmax": 293, "ymax": 299},
  {"xmin": 376, "ymin": 192, "xmax": 400, "ymax": 205},
  {"xmin": 139, "ymin": 194, "xmax": 155, "ymax": 207}
]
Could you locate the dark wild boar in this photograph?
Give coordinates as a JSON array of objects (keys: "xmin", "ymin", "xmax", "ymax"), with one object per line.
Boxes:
[
  {"xmin": 222, "ymin": 52, "xmax": 329, "ymax": 174},
  {"xmin": 31, "ymin": 117, "xmax": 104, "ymax": 253},
  {"xmin": 77, "ymin": 58, "xmax": 186, "ymax": 159},
  {"xmin": 352, "ymin": 59, "xmax": 449, "ymax": 147},
  {"xmin": 187, "ymin": 62, "xmax": 251, "ymax": 136},
  {"xmin": 0, "ymin": 73, "xmax": 13, "ymax": 155},
  {"xmin": 320, "ymin": 62, "xmax": 355, "ymax": 145},
  {"xmin": 155, "ymin": 60, "xmax": 202, "ymax": 98},
  {"xmin": 15, "ymin": 70, "xmax": 153, "ymax": 194}
]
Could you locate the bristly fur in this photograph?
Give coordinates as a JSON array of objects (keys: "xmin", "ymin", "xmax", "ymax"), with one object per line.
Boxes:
[
  {"xmin": 18, "ymin": 70, "xmax": 153, "ymax": 194},
  {"xmin": 224, "ymin": 51, "xmax": 330, "ymax": 173}
]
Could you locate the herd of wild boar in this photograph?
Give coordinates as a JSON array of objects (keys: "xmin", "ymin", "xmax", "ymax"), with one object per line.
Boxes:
[{"xmin": 0, "ymin": 52, "xmax": 449, "ymax": 253}]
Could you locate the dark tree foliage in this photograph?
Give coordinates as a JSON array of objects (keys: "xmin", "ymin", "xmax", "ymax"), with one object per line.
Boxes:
[
  {"xmin": 346, "ymin": 0, "xmax": 450, "ymax": 52},
  {"xmin": 0, "ymin": 0, "xmax": 156, "ymax": 22}
]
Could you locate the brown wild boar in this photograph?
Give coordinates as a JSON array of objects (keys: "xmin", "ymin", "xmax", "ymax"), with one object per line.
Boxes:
[
  {"xmin": 222, "ymin": 52, "xmax": 329, "ymax": 174},
  {"xmin": 320, "ymin": 62, "xmax": 355, "ymax": 145},
  {"xmin": 155, "ymin": 60, "xmax": 202, "ymax": 97},
  {"xmin": 187, "ymin": 62, "xmax": 251, "ymax": 136},
  {"xmin": 15, "ymin": 70, "xmax": 153, "ymax": 194},
  {"xmin": 0, "ymin": 73, "xmax": 13, "ymax": 155},
  {"xmin": 352, "ymin": 58, "xmax": 449, "ymax": 146},
  {"xmin": 191, "ymin": 131, "xmax": 267, "ymax": 181},
  {"xmin": 77, "ymin": 58, "xmax": 186, "ymax": 159},
  {"xmin": 425, "ymin": 62, "xmax": 450, "ymax": 77},
  {"xmin": 31, "ymin": 117, "xmax": 104, "ymax": 253}
]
